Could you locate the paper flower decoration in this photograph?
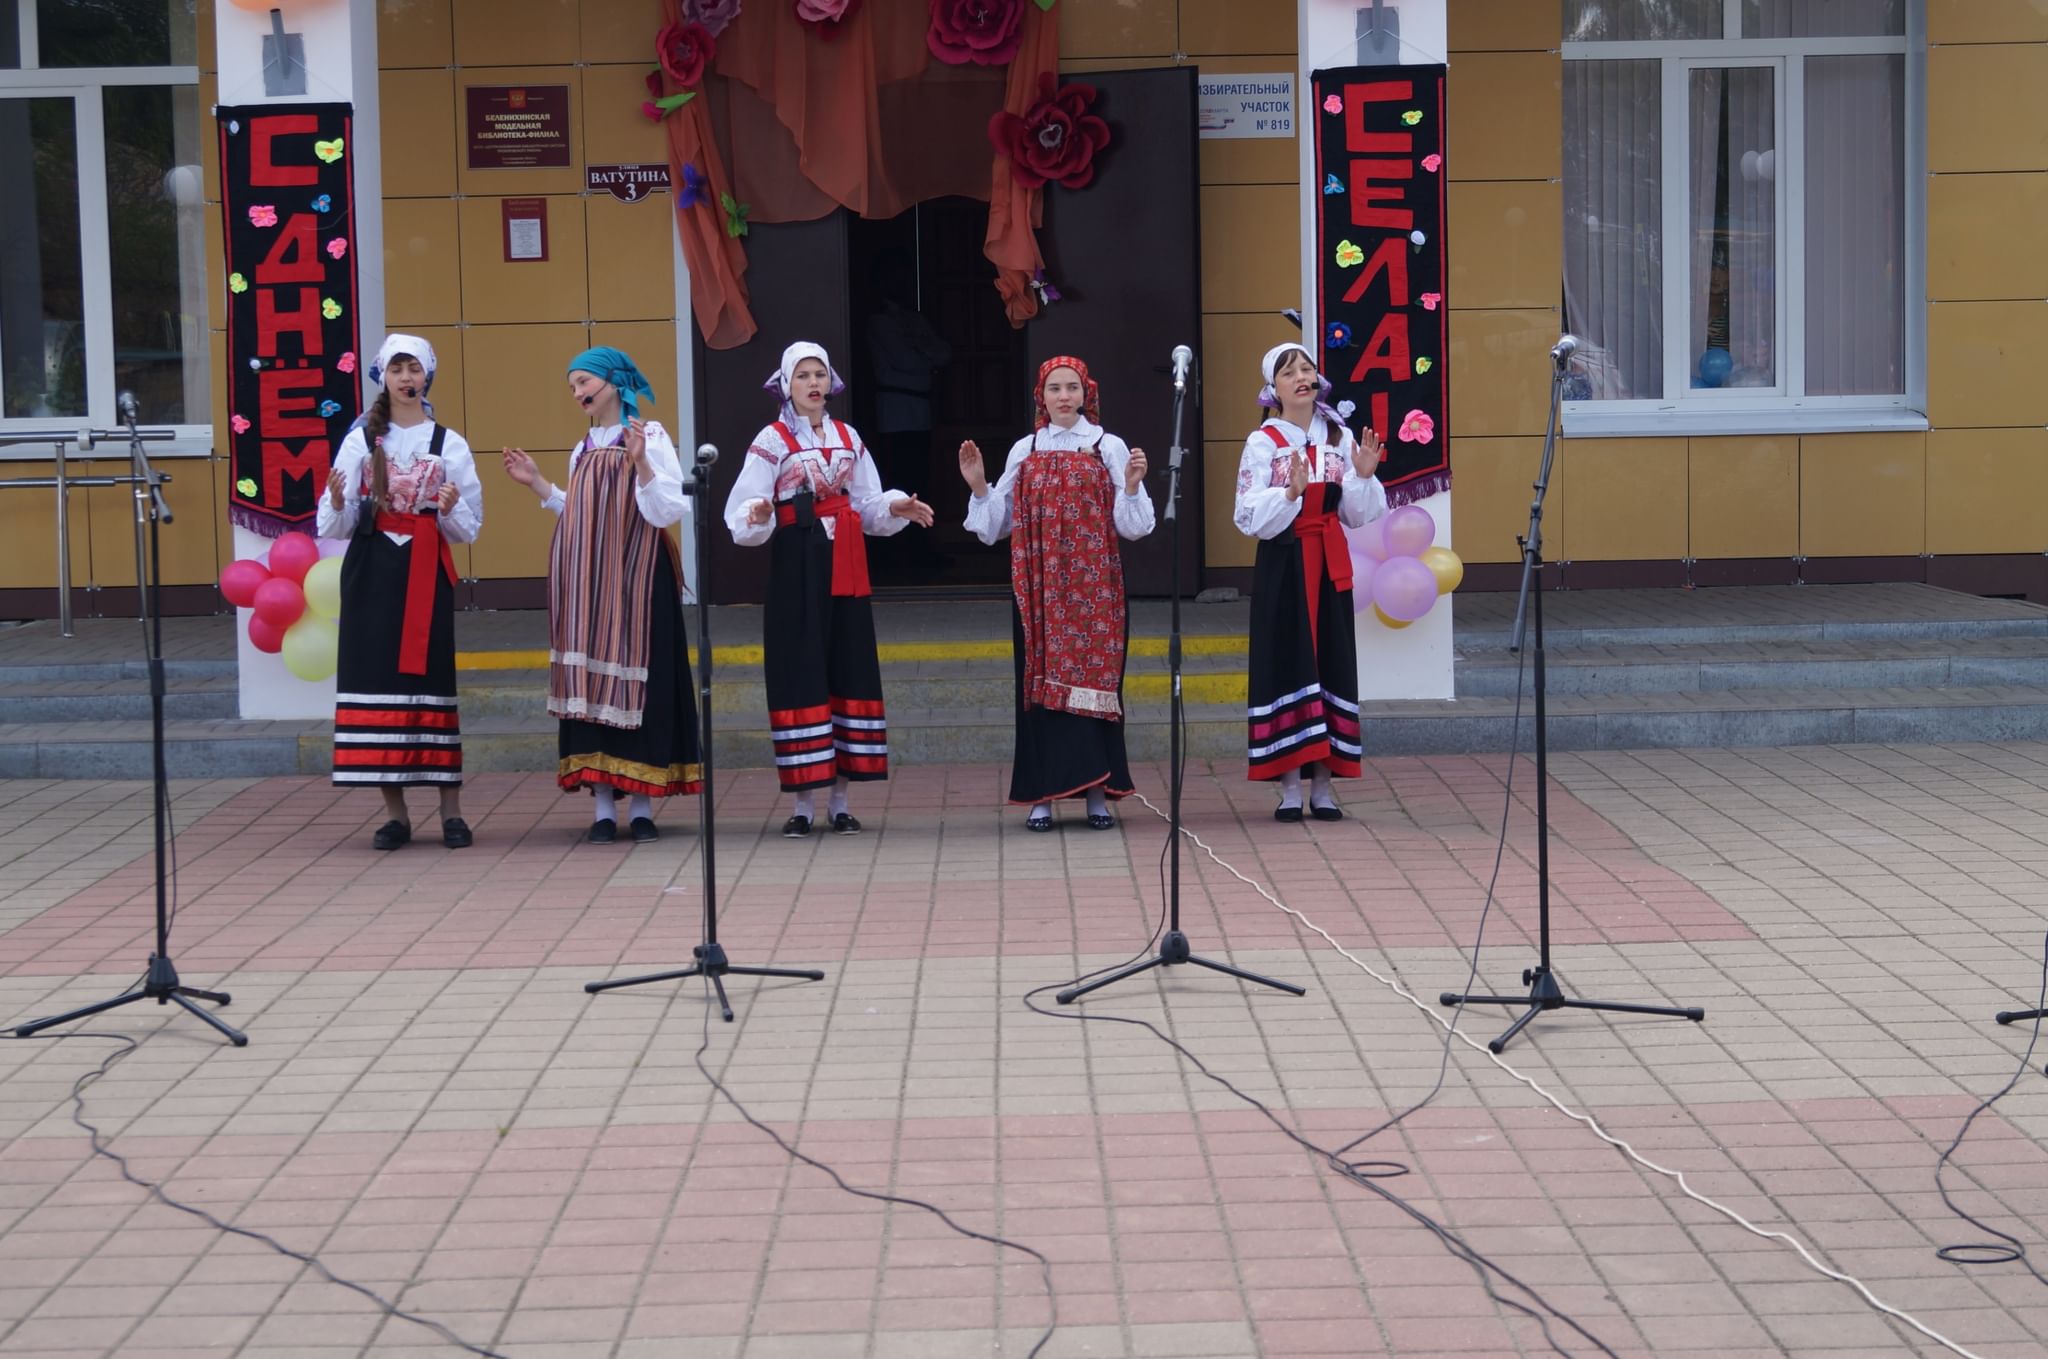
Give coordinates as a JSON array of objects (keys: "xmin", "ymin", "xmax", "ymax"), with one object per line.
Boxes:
[
  {"xmin": 310, "ymin": 193, "xmax": 331, "ymax": 212},
  {"xmin": 720, "ymin": 192, "xmax": 750, "ymax": 238},
  {"xmin": 1398, "ymin": 410, "xmax": 1435, "ymax": 444},
  {"xmin": 326, "ymin": 238, "xmax": 347, "ymax": 259},
  {"xmin": 236, "ymin": 477, "xmax": 258, "ymax": 497},
  {"xmin": 318, "ymin": 400, "xmax": 342, "ymax": 418},
  {"xmin": 321, "ymin": 297, "xmax": 343, "ymax": 320},
  {"xmin": 641, "ymin": 67, "xmax": 697, "ymax": 121},
  {"xmin": 228, "ymin": 273, "xmax": 248, "ymax": 294},
  {"xmin": 230, "ymin": 414, "xmax": 250, "ymax": 434},
  {"xmin": 987, "ymin": 73, "xmax": 1111, "ymax": 191},
  {"xmin": 1401, "ymin": 110, "xmax": 1422, "ymax": 125},
  {"xmin": 248, "ymin": 204, "xmax": 277, "ymax": 228},
  {"xmin": 314, "ymin": 138, "xmax": 344, "ymax": 163},
  {"xmin": 681, "ymin": 0, "xmax": 744, "ymax": 34},
  {"xmin": 1322, "ymin": 93, "xmax": 1343, "ymax": 115},
  {"xmin": 656, "ymin": 21, "xmax": 716, "ymax": 88},
  {"xmin": 676, "ymin": 162, "xmax": 708, "ymax": 209},
  {"xmin": 1422, "ymin": 154, "xmax": 1442, "ymax": 173},
  {"xmin": 1336, "ymin": 399, "xmax": 1357, "ymax": 420},
  {"xmin": 1030, "ymin": 268, "xmax": 1061, "ymax": 306},
  {"xmin": 337, "ymin": 352, "xmax": 356, "ymax": 374},
  {"xmin": 797, "ymin": 0, "xmax": 861, "ymax": 40},
  {"xmin": 1322, "ymin": 173, "xmax": 1344, "ymax": 196},
  {"xmin": 1334, "ymin": 240, "xmax": 1365, "ymax": 268},
  {"xmin": 1324, "ymin": 320, "xmax": 1353, "ymax": 349},
  {"xmin": 928, "ymin": 0, "xmax": 1025, "ymax": 66},
  {"xmin": 1420, "ymin": 292, "xmax": 1441, "ymax": 311},
  {"xmin": 1415, "ymin": 357, "xmax": 1434, "ymax": 374}
]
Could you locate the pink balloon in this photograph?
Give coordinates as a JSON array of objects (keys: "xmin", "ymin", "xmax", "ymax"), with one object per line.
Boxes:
[
  {"xmin": 1349, "ymin": 515, "xmax": 1391, "ymax": 563},
  {"xmin": 267, "ymin": 531, "xmax": 321, "ymax": 584},
  {"xmin": 252, "ymin": 576, "xmax": 307, "ymax": 628},
  {"xmin": 1349, "ymin": 551, "xmax": 1379, "ymax": 614},
  {"xmin": 247, "ymin": 614, "xmax": 288, "ymax": 654},
  {"xmin": 1383, "ymin": 505, "xmax": 1436, "ymax": 559},
  {"xmin": 219, "ymin": 558, "xmax": 271, "ymax": 608},
  {"xmin": 1372, "ymin": 555, "xmax": 1439, "ymax": 623}
]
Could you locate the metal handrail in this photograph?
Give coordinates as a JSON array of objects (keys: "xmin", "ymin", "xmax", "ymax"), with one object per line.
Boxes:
[{"xmin": 0, "ymin": 436, "xmax": 178, "ymax": 637}]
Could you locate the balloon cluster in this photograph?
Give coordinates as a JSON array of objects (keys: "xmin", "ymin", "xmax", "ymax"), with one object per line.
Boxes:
[
  {"xmin": 218, "ymin": 532, "xmax": 342, "ymax": 681},
  {"xmin": 1348, "ymin": 504, "xmax": 1463, "ymax": 629}
]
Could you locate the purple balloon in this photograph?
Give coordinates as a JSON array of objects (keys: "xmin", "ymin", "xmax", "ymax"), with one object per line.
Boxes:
[
  {"xmin": 1383, "ymin": 504, "xmax": 1436, "ymax": 559},
  {"xmin": 1349, "ymin": 551, "xmax": 1379, "ymax": 613},
  {"xmin": 1372, "ymin": 555, "xmax": 1438, "ymax": 623},
  {"xmin": 1350, "ymin": 515, "xmax": 1391, "ymax": 563}
]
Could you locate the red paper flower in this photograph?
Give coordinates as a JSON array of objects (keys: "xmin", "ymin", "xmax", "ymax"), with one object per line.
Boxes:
[
  {"xmin": 988, "ymin": 73, "xmax": 1111, "ymax": 191},
  {"xmin": 928, "ymin": 0, "xmax": 1024, "ymax": 67},
  {"xmin": 656, "ymin": 21, "xmax": 716, "ymax": 89},
  {"xmin": 797, "ymin": 0, "xmax": 860, "ymax": 39}
]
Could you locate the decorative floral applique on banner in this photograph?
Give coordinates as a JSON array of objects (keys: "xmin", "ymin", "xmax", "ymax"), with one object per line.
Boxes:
[
  {"xmin": 217, "ymin": 103, "xmax": 363, "ymax": 538},
  {"xmin": 1311, "ymin": 66, "xmax": 1449, "ymax": 508}
]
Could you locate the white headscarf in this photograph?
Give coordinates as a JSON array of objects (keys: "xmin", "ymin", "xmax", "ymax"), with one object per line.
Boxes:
[
  {"xmin": 764, "ymin": 340, "xmax": 845, "ymax": 399},
  {"xmin": 369, "ymin": 333, "xmax": 438, "ymax": 393},
  {"xmin": 1261, "ymin": 342, "xmax": 1313, "ymax": 386},
  {"xmin": 1258, "ymin": 341, "xmax": 1340, "ymax": 427}
]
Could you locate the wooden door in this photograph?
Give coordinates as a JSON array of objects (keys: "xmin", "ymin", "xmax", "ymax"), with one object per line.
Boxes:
[{"xmin": 1032, "ymin": 67, "xmax": 1204, "ymax": 597}]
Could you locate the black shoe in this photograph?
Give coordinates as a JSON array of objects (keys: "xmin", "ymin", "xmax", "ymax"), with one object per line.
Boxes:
[
  {"xmin": 588, "ymin": 818, "xmax": 618, "ymax": 844},
  {"xmin": 1026, "ymin": 815, "xmax": 1054, "ymax": 833},
  {"xmin": 782, "ymin": 815, "xmax": 812, "ymax": 838},
  {"xmin": 1087, "ymin": 812, "xmax": 1115, "ymax": 830},
  {"xmin": 1309, "ymin": 803, "xmax": 1344, "ymax": 823},
  {"xmin": 1273, "ymin": 805, "xmax": 1304, "ymax": 824},
  {"xmin": 441, "ymin": 817, "xmax": 473, "ymax": 848},
  {"xmin": 630, "ymin": 816, "xmax": 658, "ymax": 842},
  {"xmin": 372, "ymin": 819, "xmax": 411, "ymax": 851},
  {"xmin": 832, "ymin": 813, "xmax": 862, "ymax": 836}
]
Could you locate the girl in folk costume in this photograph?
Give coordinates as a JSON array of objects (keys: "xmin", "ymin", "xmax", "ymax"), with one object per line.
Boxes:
[
  {"xmin": 725, "ymin": 341, "xmax": 935, "ymax": 839},
  {"xmin": 318, "ymin": 334, "xmax": 484, "ymax": 850},
  {"xmin": 959, "ymin": 357, "xmax": 1155, "ymax": 831},
  {"xmin": 501, "ymin": 347, "xmax": 701, "ymax": 844},
  {"xmin": 1235, "ymin": 343, "xmax": 1388, "ymax": 822}
]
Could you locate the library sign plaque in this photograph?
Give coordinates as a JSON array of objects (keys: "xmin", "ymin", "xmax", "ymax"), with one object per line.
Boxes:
[{"xmin": 466, "ymin": 85, "xmax": 571, "ymax": 169}]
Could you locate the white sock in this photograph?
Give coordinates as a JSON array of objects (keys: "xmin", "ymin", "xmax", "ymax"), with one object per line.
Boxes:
[
  {"xmin": 1085, "ymin": 787, "xmax": 1109, "ymax": 816},
  {"xmin": 1309, "ymin": 766, "xmax": 1336, "ymax": 809},
  {"xmin": 827, "ymin": 780, "xmax": 849, "ymax": 818},
  {"xmin": 593, "ymin": 785, "xmax": 618, "ymax": 823},
  {"xmin": 628, "ymin": 793, "xmax": 653, "ymax": 821},
  {"xmin": 1278, "ymin": 770, "xmax": 1303, "ymax": 809},
  {"xmin": 793, "ymin": 790, "xmax": 815, "ymax": 821},
  {"xmin": 1028, "ymin": 801, "xmax": 1051, "ymax": 823}
]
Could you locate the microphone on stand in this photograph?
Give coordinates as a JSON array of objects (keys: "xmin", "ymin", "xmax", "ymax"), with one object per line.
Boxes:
[
  {"xmin": 1549, "ymin": 334, "xmax": 1580, "ymax": 368},
  {"xmin": 118, "ymin": 390, "xmax": 140, "ymax": 427},
  {"xmin": 1170, "ymin": 344, "xmax": 1193, "ymax": 393},
  {"xmin": 695, "ymin": 442, "xmax": 719, "ymax": 466}
]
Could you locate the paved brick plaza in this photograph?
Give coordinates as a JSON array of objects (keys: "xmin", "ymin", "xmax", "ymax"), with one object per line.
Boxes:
[{"xmin": 3, "ymin": 746, "xmax": 2047, "ymax": 1357}]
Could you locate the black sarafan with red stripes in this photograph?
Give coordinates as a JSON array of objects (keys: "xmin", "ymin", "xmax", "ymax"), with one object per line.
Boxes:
[{"xmin": 332, "ymin": 506, "xmax": 463, "ymax": 787}]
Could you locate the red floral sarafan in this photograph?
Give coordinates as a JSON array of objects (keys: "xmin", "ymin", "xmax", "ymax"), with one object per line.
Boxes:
[
  {"xmin": 927, "ymin": 0, "xmax": 1024, "ymax": 67},
  {"xmin": 989, "ymin": 73, "xmax": 1111, "ymax": 191},
  {"xmin": 656, "ymin": 21, "xmax": 716, "ymax": 88}
]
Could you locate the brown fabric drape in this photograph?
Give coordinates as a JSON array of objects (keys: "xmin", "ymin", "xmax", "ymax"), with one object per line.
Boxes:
[{"xmin": 660, "ymin": 0, "xmax": 1057, "ymax": 347}]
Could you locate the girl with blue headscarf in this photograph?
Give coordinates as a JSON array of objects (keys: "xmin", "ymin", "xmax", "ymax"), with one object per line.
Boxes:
[{"xmin": 502, "ymin": 346, "xmax": 701, "ymax": 844}]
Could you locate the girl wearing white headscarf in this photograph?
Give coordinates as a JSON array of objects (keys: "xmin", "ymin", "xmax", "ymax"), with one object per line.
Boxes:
[
  {"xmin": 1234, "ymin": 342, "xmax": 1387, "ymax": 822},
  {"xmin": 724, "ymin": 341, "xmax": 935, "ymax": 838},
  {"xmin": 317, "ymin": 333, "xmax": 485, "ymax": 850}
]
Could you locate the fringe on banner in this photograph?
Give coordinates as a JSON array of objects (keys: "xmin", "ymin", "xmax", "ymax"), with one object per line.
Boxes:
[
  {"xmin": 1384, "ymin": 469, "xmax": 1451, "ymax": 509},
  {"xmin": 228, "ymin": 505, "xmax": 302, "ymax": 540}
]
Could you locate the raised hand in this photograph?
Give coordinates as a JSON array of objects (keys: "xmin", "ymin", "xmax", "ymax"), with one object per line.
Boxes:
[
  {"xmin": 747, "ymin": 497, "xmax": 773, "ymax": 526},
  {"xmin": 436, "ymin": 481, "xmax": 459, "ymax": 514},
  {"xmin": 1286, "ymin": 449, "xmax": 1310, "ymax": 502},
  {"xmin": 326, "ymin": 465, "xmax": 348, "ymax": 509},
  {"xmin": 958, "ymin": 440, "xmax": 987, "ymax": 496},
  {"xmin": 1125, "ymin": 446, "xmax": 1149, "ymax": 495},
  {"xmin": 892, "ymin": 493, "xmax": 937, "ymax": 528},
  {"xmin": 501, "ymin": 447, "xmax": 539, "ymax": 486},
  {"xmin": 1352, "ymin": 425, "xmax": 1385, "ymax": 479},
  {"xmin": 624, "ymin": 417, "xmax": 648, "ymax": 467}
]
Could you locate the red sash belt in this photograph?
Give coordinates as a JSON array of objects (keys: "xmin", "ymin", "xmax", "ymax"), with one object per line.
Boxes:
[
  {"xmin": 1292, "ymin": 484, "xmax": 1351, "ymax": 647},
  {"xmin": 777, "ymin": 494, "xmax": 871, "ymax": 597},
  {"xmin": 375, "ymin": 510, "xmax": 458, "ymax": 675}
]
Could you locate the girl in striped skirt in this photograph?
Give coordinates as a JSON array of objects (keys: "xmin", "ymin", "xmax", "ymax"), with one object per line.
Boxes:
[
  {"xmin": 1234, "ymin": 343, "xmax": 1386, "ymax": 823},
  {"xmin": 319, "ymin": 334, "xmax": 484, "ymax": 850},
  {"xmin": 724, "ymin": 341, "xmax": 935, "ymax": 838},
  {"xmin": 502, "ymin": 346, "xmax": 701, "ymax": 844}
]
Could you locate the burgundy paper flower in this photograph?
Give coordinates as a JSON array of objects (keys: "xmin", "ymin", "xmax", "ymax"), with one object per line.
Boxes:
[
  {"xmin": 797, "ymin": 0, "xmax": 860, "ymax": 39},
  {"xmin": 928, "ymin": 0, "xmax": 1025, "ymax": 67},
  {"xmin": 681, "ymin": 0, "xmax": 744, "ymax": 36},
  {"xmin": 656, "ymin": 21, "xmax": 716, "ymax": 89},
  {"xmin": 988, "ymin": 73, "xmax": 1111, "ymax": 191}
]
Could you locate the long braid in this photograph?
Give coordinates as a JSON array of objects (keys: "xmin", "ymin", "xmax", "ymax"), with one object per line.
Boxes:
[{"xmin": 361, "ymin": 391, "xmax": 392, "ymax": 509}]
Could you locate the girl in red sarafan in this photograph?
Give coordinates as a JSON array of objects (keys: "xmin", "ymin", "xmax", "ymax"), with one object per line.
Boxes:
[
  {"xmin": 724, "ymin": 341, "xmax": 935, "ymax": 839},
  {"xmin": 1235, "ymin": 342, "xmax": 1387, "ymax": 823},
  {"xmin": 959, "ymin": 356, "xmax": 1155, "ymax": 832}
]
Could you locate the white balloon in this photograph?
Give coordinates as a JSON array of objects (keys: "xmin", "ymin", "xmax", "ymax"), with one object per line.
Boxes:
[
  {"xmin": 1757, "ymin": 148, "xmax": 1777, "ymax": 182},
  {"xmin": 1739, "ymin": 150, "xmax": 1760, "ymax": 182}
]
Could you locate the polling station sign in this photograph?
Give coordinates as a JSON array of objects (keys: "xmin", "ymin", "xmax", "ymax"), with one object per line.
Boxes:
[{"xmin": 1197, "ymin": 73, "xmax": 1295, "ymax": 139}]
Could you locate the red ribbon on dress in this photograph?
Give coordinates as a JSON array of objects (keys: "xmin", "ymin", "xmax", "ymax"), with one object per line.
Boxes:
[
  {"xmin": 1293, "ymin": 482, "xmax": 1351, "ymax": 648},
  {"xmin": 776, "ymin": 494, "xmax": 870, "ymax": 597},
  {"xmin": 374, "ymin": 510, "xmax": 458, "ymax": 675}
]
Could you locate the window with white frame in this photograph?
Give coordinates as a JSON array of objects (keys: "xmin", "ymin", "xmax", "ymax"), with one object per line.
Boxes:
[
  {"xmin": 0, "ymin": 0, "xmax": 208, "ymax": 446},
  {"xmin": 1560, "ymin": 0, "xmax": 1923, "ymax": 435}
]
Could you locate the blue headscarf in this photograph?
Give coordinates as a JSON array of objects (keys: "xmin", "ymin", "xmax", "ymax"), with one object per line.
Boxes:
[{"xmin": 568, "ymin": 346, "xmax": 656, "ymax": 422}]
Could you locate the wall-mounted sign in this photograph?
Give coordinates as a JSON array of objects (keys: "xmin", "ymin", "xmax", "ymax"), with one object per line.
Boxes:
[
  {"xmin": 587, "ymin": 163, "xmax": 671, "ymax": 203},
  {"xmin": 217, "ymin": 102, "xmax": 362, "ymax": 538},
  {"xmin": 466, "ymin": 85, "xmax": 571, "ymax": 169},
  {"xmin": 502, "ymin": 197, "xmax": 549, "ymax": 262},
  {"xmin": 1196, "ymin": 73, "xmax": 1295, "ymax": 139}
]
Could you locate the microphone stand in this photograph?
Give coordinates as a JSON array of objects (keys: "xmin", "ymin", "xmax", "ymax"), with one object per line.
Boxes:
[
  {"xmin": 585, "ymin": 442, "xmax": 824, "ymax": 1021},
  {"xmin": 1439, "ymin": 351, "xmax": 1702, "ymax": 1052},
  {"xmin": 16, "ymin": 398, "xmax": 246, "ymax": 1045},
  {"xmin": 1059, "ymin": 355, "xmax": 1305, "ymax": 1004}
]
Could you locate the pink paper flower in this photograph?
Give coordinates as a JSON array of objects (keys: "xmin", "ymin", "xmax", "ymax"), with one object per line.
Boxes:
[
  {"xmin": 326, "ymin": 237, "xmax": 348, "ymax": 259},
  {"xmin": 1422, "ymin": 153, "xmax": 1442, "ymax": 173},
  {"xmin": 797, "ymin": 0, "xmax": 860, "ymax": 38},
  {"xmin": 1398, "ymin": 410, "xmax": 1435, "ymax": 444},
  {"xmin": 1420, "ymin": 292, "xmax": 1441, "ymax": 311},
  {"xmin": 248, "ymin": 204, "xmax": 277, "ymax": 228},
  {"xmin": 928, "ymin": 0, "xmax": 1025, "ymax": 67},
  {"xmin": 987, "ymin": 73, "xmax": 1111, "ymax": 191},
  {"xmin": 681, "ymin": 0, "xmax": 744, "ymax": 35},
  {"xmin": 1322, "ymin": 93, "xmax": 1342, "ymax": 115},
  {"xmin": 337, "ymin": 352, "xmax": 356, "ymax": 374},
  {"xmin": 230, "ymin": 414, "xmax": 250, "ymax": 434}
]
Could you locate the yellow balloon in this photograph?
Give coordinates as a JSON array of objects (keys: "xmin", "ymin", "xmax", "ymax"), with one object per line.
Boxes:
[
  {"xmin": 303, "ymin": 555, "xmax": 344, "ymax": 619},
  {"xmin": 1373, "ymin": 604, "xmax": 1413, "ymax": 630},
  {"xmin": 1420, "ymin": 545, "xmax": 1464, "ymax": 595},
  {"xmin": 281, "ymin": 615, "xmax": 339, "ymax": 682}
]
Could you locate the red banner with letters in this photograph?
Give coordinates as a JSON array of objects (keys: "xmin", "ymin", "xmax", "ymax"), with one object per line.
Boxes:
[
  {"xmin": 1311, "ymin": 66, "xmax": 1449, "ymax": 507},
  {"xmin": 217, "ymin": 103, "xmax": 362, "ymax": 537}
]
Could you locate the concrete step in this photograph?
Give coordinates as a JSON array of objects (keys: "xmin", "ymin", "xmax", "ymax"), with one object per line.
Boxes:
[
  {"xmin": 1452, "ymin": 635, "xmax": 2048, "ymax": 696},
  {"xmin": 0, "ymin": 676, "xmax": 242, "ymax": 722},
  {"xmin": 13, "ymin": 683, "xmax": 2048, "ymax": 778}
]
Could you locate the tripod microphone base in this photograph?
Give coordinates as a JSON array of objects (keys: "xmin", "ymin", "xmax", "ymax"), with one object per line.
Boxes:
[
  {"xmin": 1441, "ymin": 966, "xmax": 1703, "ymax": 1055},
  {"xmin": 586, "ymin": 943, "xmax": 824, "ymax": 1022},
  {"xmin": 1056, "ymin": 930, "xmax": 1307, "ymax": 1005},
  {"xmin": 14, "ymin": 954, "xmax": 247, "ymax": 1046}
]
